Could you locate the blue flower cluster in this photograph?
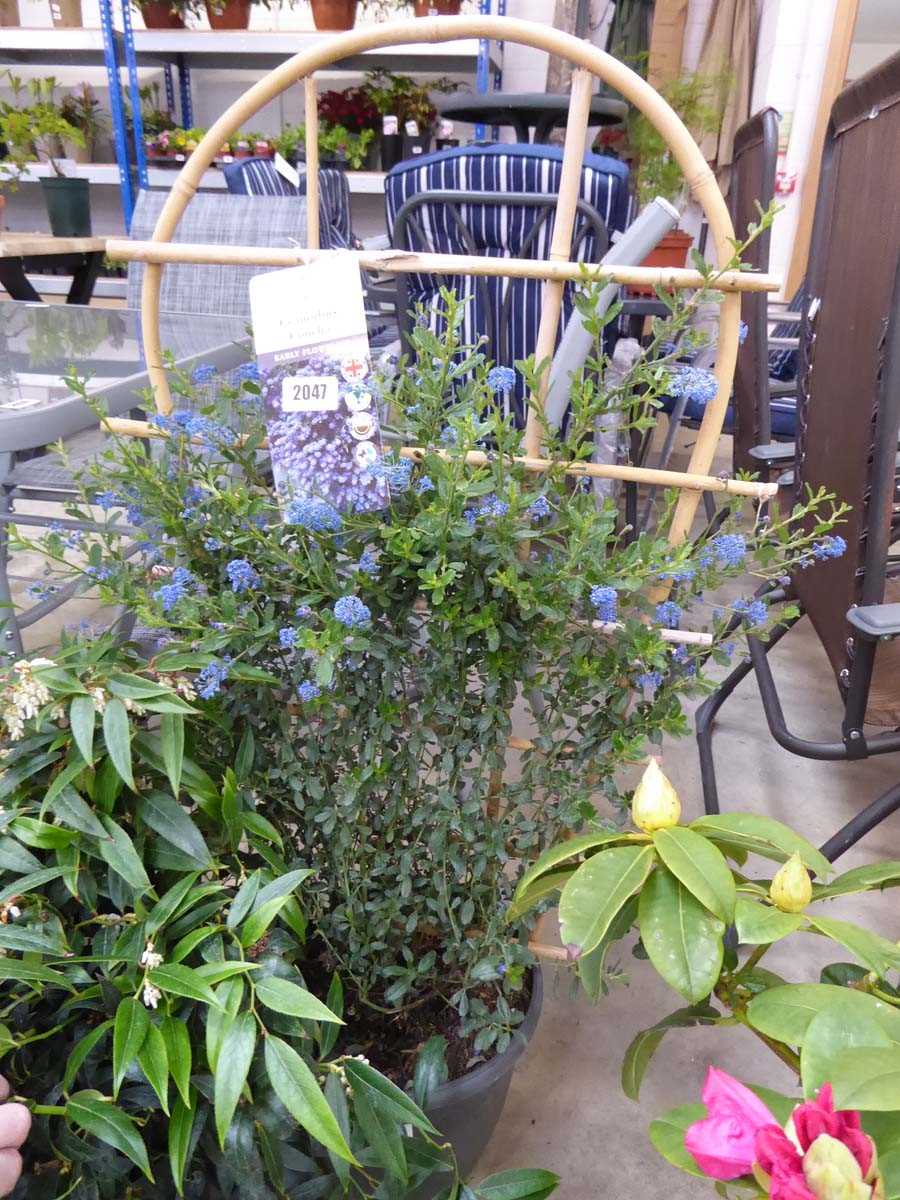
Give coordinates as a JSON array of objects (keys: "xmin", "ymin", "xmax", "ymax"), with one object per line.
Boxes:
[
  {"xmin": 733, "ymin": 597, "xmax": 768, "ymax": 627},
  {"xmin": 285, "ymin": 496, "xmax": 343, "ymax": 533},
  {"xmin": 232, "ymin": 362, "xmax": 261, "ymax": 385},
  {"xmin": 529, "ymin": 495, "xmax": 551, "ymax": 521},
  {"xmin": 204, "ymin": 537, "xmax": 223, "ymax": 552},
  {"xmin": 295, "ymin": 604, "xmax": 313, "ymax": 620},
  {"xmin": 589, "ymin": 585, "xmax": 618, "ymax": 623},
  {"xmin": 26, "ymin": 581, "xmax": 58, "ymax": 602},
  {"xmin": 636, "ymin": 670, "xmax": 663, "ymax": 692},
  {"xmin": 813, "ymin": 535, "xmax": 847, "ymax": 560},
  {"xmin": 333, "ymin": 595, "xmax": 371, "ymax": 628},
  {"xmin": 357, "ymin": 547, "xmax": 380, "ymax": 578},
  {"xmin": 154, "ymin": 566, "xmax": 194, "ymax": 613},
  {"xmin": 191, "ymin": 362, "xmax": 217, "ymax": 384},
  {"xmin": 371, "ymin": 456, "xmax": 413, "ymax": 493},
  {"xmin": 416, "ymin": 476, "xmax": 435, "ymax": 496},
  {"xmin": 671, "ymin": 643, "xmax": 697, "ymax": 677},
  {"xmin": 655, "ymin": 600, "xmax": 682, "ymax": 629},
  {"xmin": 487, "ymin": 366, "xmax": 517, "ymax": 394},
  {"xmin": 95, "ymin": 490, "xmax": 120, "ymax": 511},
  {"xmin": 297, "ymin": 680, "xmax": 321, "ymax": 702},
  {"xmin": 150, "ymin": 410, "xmax": 236, "ymax": 447},
  {"xmin": 196, "ymin": 656, "xmax": 231, "ymax": 699},
  {"xmin": 226, "ymin": 558, "xmax": 260, "ymax": 594},
  {"xmin": 181, "ymin": 483, "xmax": 208, "ymax": 522},
  {"xmin": 701, "ymin": 533, "xmax": 746, "ymax": 568},
  {"xmin": 466, "ymin": 494, "xmax": 510, "ymax": 524},
  {"xmin": 278, "ymin": 626, "xmax": 297, "ymax": 649},
  {"xmin": 665, "ymin": 367, "xmax": 718, "ymax": 405},
  {"xmin": 86, "ymin": 564, "xmax": 115, "ymax": 582}
]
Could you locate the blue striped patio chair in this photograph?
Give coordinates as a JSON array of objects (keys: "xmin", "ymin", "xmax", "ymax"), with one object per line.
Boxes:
[{"xmin": 385, "ymin": 142, "xmax": 631, "ymax": 424}]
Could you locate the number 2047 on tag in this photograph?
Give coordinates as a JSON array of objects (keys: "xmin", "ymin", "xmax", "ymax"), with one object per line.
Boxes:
[{"xmin": 281, "ymin": 375, "xmax": 339, "ymax": 413}]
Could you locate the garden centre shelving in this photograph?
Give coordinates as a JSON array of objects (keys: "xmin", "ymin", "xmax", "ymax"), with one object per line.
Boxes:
[{"xmin": 1, "ymin": 8, "xmax": 503, "ymax": 229}]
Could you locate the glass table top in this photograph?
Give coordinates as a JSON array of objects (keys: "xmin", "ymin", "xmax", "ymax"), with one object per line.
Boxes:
[{"xmin": 0, "ymin": 302, "xmax": 252, "ymax": 417}]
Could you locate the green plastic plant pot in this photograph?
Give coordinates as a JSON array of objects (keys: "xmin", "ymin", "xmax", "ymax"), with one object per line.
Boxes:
[{"xmin": 39, "ymin": 175, "xmax": 91, "ymax": 237}]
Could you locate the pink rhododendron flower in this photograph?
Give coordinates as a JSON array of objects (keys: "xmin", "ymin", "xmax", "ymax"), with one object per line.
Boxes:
[
  {"xmin": 685, "ymin": 1070, "xmax": 880, "ymax": 1200},
  {"xmin": 684, "ymin": 1067, "xmax": 781, "ymax": 1179}
]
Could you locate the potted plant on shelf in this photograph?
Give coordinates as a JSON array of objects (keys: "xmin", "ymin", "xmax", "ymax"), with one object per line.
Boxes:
[
  {"xmin": 615, "ymin": 69, "xmax": 727, "ymax": 278},
  {"xmin": 20, "ymin": 222, "xmax": 844, "ymax": 1180},
  {"xmin": 362, "ymin": 69, "xmax": 457, "ymax": 169},
  {"xmin": 60, "ymin": 85, "xmax": 108, "ymax": 164},
  {"xmin": 131, "ymin": 0, "xmax": 197, "ymax": 30},
  {"xmin": 0, "ymin": 638, "xmax": 556, "ymax": 1200},
  {"xmin": 204, "ymin": 0, "xmax": 276, "ymax": 30},
  {"xmin": 48, "ymin": 0, "xmax": 83, "ymax": 28},
  {"xmin": 318, "ymin": 84, "xmax": 380, "ymax": 168},
  {"xmin": 309, "ymin": 0, "xmax": 357, "ymax": 33},
  {"xmin": 0, "ymin": 83, "xmax": 90, "ymax": 236}
]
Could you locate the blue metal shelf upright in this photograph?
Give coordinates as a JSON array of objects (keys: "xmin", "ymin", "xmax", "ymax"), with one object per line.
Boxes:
[{"xmin": 98, "ymin": 0, "xmax": 148, "ymax": 228}]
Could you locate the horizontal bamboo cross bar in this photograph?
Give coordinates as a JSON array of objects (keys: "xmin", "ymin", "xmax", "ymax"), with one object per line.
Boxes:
[
  {"xmin": 102, "ymin": 417, "xmax": 778, "ymax": 500},
  {"xmin": 106, "ymin": 238, "xmax": 780, "ymax": 294}
]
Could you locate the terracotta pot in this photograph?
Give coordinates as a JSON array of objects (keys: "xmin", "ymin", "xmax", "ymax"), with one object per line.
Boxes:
[
  {"xmin": 413, "ymin": 0, "xmax": 460, "ymax": 14},
  {"xmin": 310, "ymin": 0, "xmax": 356, "ymax": 30},
  {"xmin": 139, "ymin": 0, "xmax": 185, "ymax": 27},
  {"xmin": 630, "ymin": 228, "xmax": 694, "ymax": 296},
  {"xmin": 0, "ymin": 0, "xmax": 19, "ymax": 24},
  {"xmin": 49, "ymin": 0, "xmax": 82, "ymax": 26},
  {"xmin": 205, "ymin": 0, "xmax": 250, "ymax": 27}
]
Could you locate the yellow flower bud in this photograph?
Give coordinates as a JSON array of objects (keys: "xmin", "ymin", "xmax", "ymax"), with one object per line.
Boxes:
[
  {"xmin": 769, "ymin": 853, "xmax": 813, "ymax": 914},
  {"xmin": 631, "ymin": 758, "xmax": 681, "ymax": 833},
  {"xmin": 803, "ymin": 1135, "xmax": 872, "ymax": 1200}
]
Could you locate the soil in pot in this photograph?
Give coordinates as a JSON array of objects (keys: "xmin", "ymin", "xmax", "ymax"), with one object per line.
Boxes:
[
  {"xmin": 138, "ymin": 0, "xmax": 185, "ymax": 27},
  {"xmin": 205, "ymin": 0, "xmax": 250, "ymax": 27},
  {"xmin": 40, "ymin": 176, "xmax": 91, "ymax": 237},
  {"xmin": 310, "ymin": 0, "xmax": 357, "ymax": 29},
  {"xmin": 413, "ymin": 0, "xmax": 462, "ymax": 14},
  {"xmin": 49, "ymin": 0, "xmax": 82, "ymax": 25}
]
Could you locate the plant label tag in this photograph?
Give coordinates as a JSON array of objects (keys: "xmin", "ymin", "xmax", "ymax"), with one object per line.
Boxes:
[
  {"xmin": 248, "ymin": 254, "xmax": 389, "ymax": 514},
  {"xmin": 274, "ymin": 152, "xmax": 300, "ymax": 190}
]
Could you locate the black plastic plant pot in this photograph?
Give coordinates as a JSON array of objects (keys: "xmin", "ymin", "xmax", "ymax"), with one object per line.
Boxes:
[
  {"xmin": 402, "ymin": 133, "xmax": 432, "ymax": 162},
  {"xmin": 39, "ymin": 176, "xmax": 91, "ymax": 237},
  {"xmin": 415, "ymin": 966, "xmax": 544, "ymax": 1199},
  {"xmin": 380, "ymin": 132, "xmax": 403, "ymax": 172}
]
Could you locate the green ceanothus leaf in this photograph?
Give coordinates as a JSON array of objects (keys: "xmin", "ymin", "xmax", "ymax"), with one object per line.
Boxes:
[
  {"xmin": 559, "ymin": 845, "xmax": 656, "ymax": 956},
  {"xmin": 638, "ymin": 867, "xmax": 725, "ymax": 1004},
  {"xmin": 652, "ymin": 826, "xmax": 736, "ymax": 922}
]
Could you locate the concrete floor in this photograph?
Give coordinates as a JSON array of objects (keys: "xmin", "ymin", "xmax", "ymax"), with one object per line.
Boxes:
[{"xmin": 479, "ymin": 619, "xmax": 900, "ymax": 1196}]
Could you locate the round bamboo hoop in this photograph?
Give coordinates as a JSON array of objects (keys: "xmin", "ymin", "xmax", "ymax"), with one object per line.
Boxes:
[{"xmin": 138, "ymin": 15, "xmax": 751, "ymax": 543}]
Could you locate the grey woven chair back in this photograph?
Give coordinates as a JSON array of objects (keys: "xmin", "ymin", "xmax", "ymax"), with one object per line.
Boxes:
[
  {"xmin": 792, "ymin": 50, "xmax": 900, "ymax": 696},
  {"xmin": 125, "ymin": 190, "xmax": 308, "ymax": 322},
  {"xmin": 729, "ymin": 107, "xmax": 778, "ymax": 474}
]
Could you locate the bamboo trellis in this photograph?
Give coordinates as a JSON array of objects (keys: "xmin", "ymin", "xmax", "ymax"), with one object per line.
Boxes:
[{"xmin": 101, "ymin": 17, "xmax": 781, "ymax": 960}]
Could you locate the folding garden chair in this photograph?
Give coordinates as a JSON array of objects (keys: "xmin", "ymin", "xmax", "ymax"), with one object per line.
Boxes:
[
  {"xmin": 384, "ymin": 141, "xmax": 631, "ymax": 425},
  {"xmin": 222, "ymin": 155, "xmax": 353, "ymax": 249},
  {"xmin": 696, "ymin": 49, "xmax": 900, "ymax": 863}
]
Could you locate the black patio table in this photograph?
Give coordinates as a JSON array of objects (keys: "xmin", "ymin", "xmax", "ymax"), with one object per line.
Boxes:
[
  {"xmin": 0, "ymin": 234, "xmax": 109, "ymax": 305},
  {"xmin": 437, "ymin": 91, "xmax": 628, "ymax": 144}
]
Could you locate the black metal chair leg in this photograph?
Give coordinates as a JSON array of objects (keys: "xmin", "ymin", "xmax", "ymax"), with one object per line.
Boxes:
[{"xmin": 819, "ymin": 780, "xmax": 900, "ymax": 863}]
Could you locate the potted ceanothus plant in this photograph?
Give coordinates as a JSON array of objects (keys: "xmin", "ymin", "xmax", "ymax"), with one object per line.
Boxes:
[
  {"xmin": 12, "ymin": 223, "xmax": 843, "ymax": 1192},
  {"xmin": 513, "ymin": 759, "xmax": 900, "ymax": 1200},
  {"xmin": 0, "ymin": 637, "xmax": 559, "ymax": 1200}
]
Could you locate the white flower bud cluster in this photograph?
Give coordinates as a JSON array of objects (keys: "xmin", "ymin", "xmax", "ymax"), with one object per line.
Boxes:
[
  {"xmin": 89, "ymin": 687, "xmax": 108, "ymax": 713},
  {"xmin": 142, "ymin": 983, "xmax": 162, "ymax": 1010},
  {"xmin": 1, "ymin": 658, "xmax": 56, "ymax": 740},
  {"xmin": 140, "ymin": 940, "xmax": 164, "ymax": 970}
]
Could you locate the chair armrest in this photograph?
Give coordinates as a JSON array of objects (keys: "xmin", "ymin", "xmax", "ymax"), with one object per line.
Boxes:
[
  {"xmin": 769, "ymin": 379, "xmax": 796, "ymax": 398},
  {"xmin": 846, "ymin": 603, "xmax": 900, "ymax": 640},
  {"xmin": 362, "ymin": 234, "xmax": 390, "ymax": 251},
  {"xmin": 749, "ymin": 442, "xmax": 795, "ymax": 463}
]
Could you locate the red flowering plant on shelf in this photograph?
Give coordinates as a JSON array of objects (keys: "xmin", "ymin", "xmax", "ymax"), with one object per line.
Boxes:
[{"xmin": 317, "ymin": 85, "xmax": 380, "ymax": 135}]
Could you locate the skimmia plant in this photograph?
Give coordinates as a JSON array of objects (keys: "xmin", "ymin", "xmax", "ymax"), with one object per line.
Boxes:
[
  {"xmin": 14, "ymin": 268, "xmax": 844, "ymax": 1063},
  {"xmin": 514, "ymin": 760, "xmax": 900, "ymax": 1200},
  {"xmin": 0, "ymin": 641, "xmax": 558, "ymax": 1200}
]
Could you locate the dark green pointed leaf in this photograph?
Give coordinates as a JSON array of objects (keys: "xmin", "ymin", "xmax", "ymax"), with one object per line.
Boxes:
[
  {"xmin": 97, "ymin": 814, "xmax": 151, "ymax": 895},
  {"xmin": 558, "ymin": 845, "xmax": 656, "ymax": 956},
  {"xmin": 146, "ymin": 873, "xmax": 201, "ymax": 937},
  {"xmin": 161, "ymin": 1016, "xmax": 192, "ymax": 1106},
  {"xmin": 67, "ymin": 1091, "xmax": 153, "ymax": 1180},
  {"xmin": 148, "ymin": 963, "xmax": 220, "ymax": 1007},
  {"xmin": 63, "ymin": 1019, "xmax": 113, "ymax": 1091},
  {"xmin": 206, "ymin": 978, "xmax": 243, "ymax": 1073},
  {"xmin": 344, "ymin": 1058, "xmax": 438, "ymax": 1135},
  {"xmin": 160, "ymin": 713, "xmax": 185, "ymax": 798},
  {"xmin": 102, "ymin": 698, "xmax": 134, "ymax": 789},
  {"xmin": 50, "ymin": 786, "xmax": 106, "ymax": 839},
  {"xmin": 350, "ymin": 1069, "xmax": 407, "ymax": 1182},
  {"xmin": 638, "ymin": 867, "xmax": 724, "ymax": 1004},
  {"xmin": 475, "ymin": 1169, "xmax": 560, "ymax": 1200},
  {"xmin": 254, "ymin": 977, "xmax": 343, "ymax": 1023},
  {"xmin": 137, "ymin": 792, "xmax": 212, "ymax": 869},
  {"xmin": 621, "ymin": 1004, "xmax": 719, "ymax": 1100},
  {"xmin": 507, "ymin": 868, "xmax": 574, "ymax": 923},
  {"xmin": 0, "ymin": 866, "xmax": 64, "ymax": 906},
  {"xmin": 0, "ymin": 958, "xmax": 71, "ymax": 987},
  {"xmin": 649, "ymin": 1104, "xmax": 706, "ymax": 1177},
  {"xmin": 240, "ymin": 895, "xmax": 288, "ymax": 947},
  {"xmin": 69, "ymin": 696, "xmax": 95, "ymax": 766},
  {"xmin": 264, "ymin": 1036, "xmax": 357, "ymax": 1165},
  {"xmin": 214, "ymin": 1011, "xmax": 256, "ymax": 1148},
  {"xmin": 653, "ymin": 827, "xmax": 736, "ymax": 922},
  {"xmin": 138, "ymin": 1022, "xmax": 169, "ymax": 1114},
  {"xmin": 168, "ymin": 1090, "xmax": 198, "ymax": 1196},
  {"xmin": 413, "ymin": 1035, "xmax": 448, "ymax": 1108},
  {"xmin": 226, "ymin": 871, "xmax": 260, "ymax": 930},
  {"xmin": 0, "ymin": 924, "xmax": 67, "ymax": 955},
  {"xmin": 113, "ymin": 997, "xmax": 150, "ymax": 1095}
]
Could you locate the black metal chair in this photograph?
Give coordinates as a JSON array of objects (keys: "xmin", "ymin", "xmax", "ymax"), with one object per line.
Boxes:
[{"xmin": 695, "ymin": 50, "xmax": 900, "ymax": 863}]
